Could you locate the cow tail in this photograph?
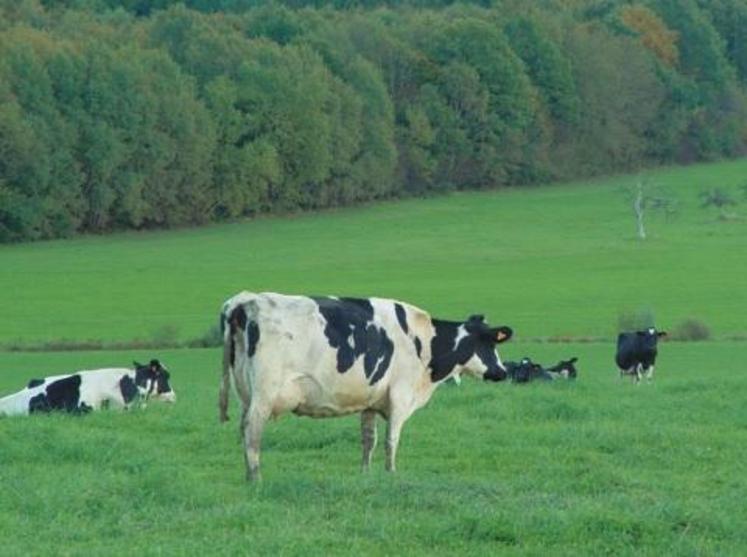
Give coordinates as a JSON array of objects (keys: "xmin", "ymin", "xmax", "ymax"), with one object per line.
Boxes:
[{"xmin": 218, "ymin": 307, "xmax": 234, "ymax": 423}]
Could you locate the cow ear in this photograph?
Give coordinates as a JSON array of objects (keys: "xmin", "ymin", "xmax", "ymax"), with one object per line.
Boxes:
[
  {"xmin": 569, "ymin": 357, "xmax": 578, "ymax": 364},
  {"xmin": 493, "ymin": 326, "xmax": 513, "ymax": 343},
  {"xmin": 657, "ymin": 331, "xmax": 667, "ymax": 337},
  {"xmin": 468, "ymin": 314, "xmax": 485, "ymax": 323}
]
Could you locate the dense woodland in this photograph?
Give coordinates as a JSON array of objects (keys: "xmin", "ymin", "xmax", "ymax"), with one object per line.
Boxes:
[{"xmin": 1, "ymin": 0, "xmax": 746, "ymax": 241}]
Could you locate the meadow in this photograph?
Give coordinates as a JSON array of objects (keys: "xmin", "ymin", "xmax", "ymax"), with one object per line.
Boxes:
[{"xmin": 1, "ymin": 159, "xmax": 747, "ymax": 555}]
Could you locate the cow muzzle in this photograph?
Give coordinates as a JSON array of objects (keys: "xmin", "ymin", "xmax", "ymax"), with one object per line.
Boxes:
[{"xmin": 483, "ymin": 367, "xmax": 507, "ymax": 382}]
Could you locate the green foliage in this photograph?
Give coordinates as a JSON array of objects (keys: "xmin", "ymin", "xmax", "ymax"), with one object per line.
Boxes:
[
  {"xmin": 2, "ymin": 0, "xmax": 747, "ymax": 241},
  {"xmin": 672, "ymin": 317, "xmax": 711, "ymax": 341}
]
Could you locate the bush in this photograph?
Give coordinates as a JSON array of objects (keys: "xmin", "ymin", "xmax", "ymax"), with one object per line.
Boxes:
[{"xmin": 672, "ymin": 318, "xmax": 711, "ymax": 341}]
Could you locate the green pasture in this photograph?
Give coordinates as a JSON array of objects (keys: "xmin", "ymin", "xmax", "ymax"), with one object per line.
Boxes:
[
  {"xmin": 0, "ymin": 159, "xmax": 746, "ymax": 345},
  {"xmin": 1, "ymin": 159, "xmax": 747, "ymax": 554},
  {"xmin": 1, "ymin": 343, "xmax": 746, "ymax": 555}
]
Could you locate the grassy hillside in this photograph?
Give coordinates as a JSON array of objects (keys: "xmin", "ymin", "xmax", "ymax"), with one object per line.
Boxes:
[
  {"xmin": 1, "ymin": 344, "xmax": 746, "ymax": 555},
  {"xmin": 0, "ymin": 159, "xmax": 746, "ymax": 345}
]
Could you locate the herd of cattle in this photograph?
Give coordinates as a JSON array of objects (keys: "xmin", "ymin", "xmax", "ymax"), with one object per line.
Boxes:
[{"xmin": 0, "ymin": 291, "xmax": 666, "ymax": 480}]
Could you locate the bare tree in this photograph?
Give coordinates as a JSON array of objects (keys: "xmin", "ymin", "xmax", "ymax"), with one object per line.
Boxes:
[{"xmin": 620, "ymin": 177, "xmax": 678, "ymax": 240}]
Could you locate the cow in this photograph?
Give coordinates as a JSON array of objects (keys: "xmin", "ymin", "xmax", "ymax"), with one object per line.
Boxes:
[
  {"xmin": 546, "ymin": 357, "xmax": 578, "ymax": 380},
  {"xmin": 0, "ymin": 359, "xmax": 175, "ymax": 417},
  {"xmin": 505, "ymin": 356, "xmax": 578, "ymax": 383},
  {"xmin": 615, "ymin": 328, "xmax": 667, "ymax": 383},
  {"xmin": 218, "ymin": 291, "xmax": 514, "ymax": 481},
  {"xmin": 505, "ymin": 357, "xmax": 546, "ymax": 383}
]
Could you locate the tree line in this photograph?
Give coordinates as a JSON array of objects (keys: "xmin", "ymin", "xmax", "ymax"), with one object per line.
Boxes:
[{"xmin": 1, "ymin": 0, "xmax": 746, "ymax": 241}]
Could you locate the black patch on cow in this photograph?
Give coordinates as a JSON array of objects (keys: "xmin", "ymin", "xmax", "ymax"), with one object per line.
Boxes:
[
  {"xmin": 429, "ymin": 321, "xmax": 473, "ymax": 382},
  {"xmin": 312, "ymin": 297, "xmax": 394, "ymax": 385},
  {"xmin": 119, "ymin": 375, "xmax": 139, "ymax": 404},
  {"xmin": 155, "ymin": 369, "xmax": 173, "ymax": 395},
  {"xmin": 414, "ymin": 336, "xmax": 423, "ymax": 358},
  {"xmin": 247, "ymin": 321, "xmax": 260, "ymax": 357},
  {"xmin": 28, "ymin": 374, "xmax": 88, "ymax": 414},
  {"xmin": 134, "ymin": 363, "xmax": 151, "ymax": 389},
  {"xmin": 228, "ymin": 306, "xmax": 248, "ymax": 367},
  {"xmin": 27, "ymin": 378, "xmax": 45, "ymax": 389},
  {"xmin": 395, "ymin": 303, "xmax": 408, "ymax": 334}
]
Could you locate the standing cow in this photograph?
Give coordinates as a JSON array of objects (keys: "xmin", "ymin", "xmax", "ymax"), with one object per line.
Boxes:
[
  {"xmin": 615, "ymin": 328, "xmax": 667, "ymax": 383},
  {"xmin": 0, "ymin": 360, "xmax": 175, "ymax": 417},
  {"xmin": 218, "ymin": 291, "xmax": 514, "ymax": 481}
]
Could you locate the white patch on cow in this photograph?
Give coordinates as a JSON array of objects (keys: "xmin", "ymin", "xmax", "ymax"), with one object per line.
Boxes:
[
  {"xmin": 644, "ymin": 365, "xmax": 655, "ymax": 380},
  {"xmin": 461, "ymin": 353, "xmax": 489, "ymax": 378},
  {"xmin": 453, "ymin": 325, "xmax": 469, "ymax": 350},
  {"xmin": 494, "ymin": 349, "xmax": 506, "ymax": 373}
]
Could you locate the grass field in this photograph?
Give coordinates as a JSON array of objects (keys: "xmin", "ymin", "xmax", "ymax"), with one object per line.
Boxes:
[
  {"xmin": 1, "ymin": 343, "xmax": 746, "ymax": 555},
  {"xmin": 0, "ymin": 159, "xmax": 745, "ymax": 345},
  {"xmin": 1, "ymin": 159, "xmax": 747, "ymax": 555}
]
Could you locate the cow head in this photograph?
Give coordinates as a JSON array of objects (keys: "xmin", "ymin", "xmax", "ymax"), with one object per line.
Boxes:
[
  {"xmin": 134, "ymin": 359, "xmax": 176, "ymax": 403},
  {"xmin": 636, "ymin": 328, "xmax": 667, "ymax": 352},
  {"xmin": 459, "ymin": 315, "xmax": 513, "ymax": 382}
]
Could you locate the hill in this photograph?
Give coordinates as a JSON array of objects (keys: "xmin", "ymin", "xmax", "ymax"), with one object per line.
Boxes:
[{"xmin": 1, "ymin": 159, "xmax": 745, "ymax": 346}]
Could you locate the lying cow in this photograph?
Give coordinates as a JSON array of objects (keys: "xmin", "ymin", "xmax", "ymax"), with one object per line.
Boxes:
[
  {"xmin": 0, "ymin": 359, "xmax": 175, "ymax": 417},
  {"xmin": 615, "ymin": 328, "xmax": 667, "ymax": 382},
  {"xmin": 505, "ymin": 357, "xmax": 578, "ymax": 383},
  {"xmin": 218, "ymin": 291, "xmax": 514, "ymax": 481}
]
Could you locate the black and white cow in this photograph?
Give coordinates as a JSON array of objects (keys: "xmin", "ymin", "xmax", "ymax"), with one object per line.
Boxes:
[
  {"xmin": 506, "ymin": 358, "xmax": 548, "ymax": 383},
  {"xmin": 218, "ymin": 291, "xmax": 514, "ymax": 481},
  {"xmin": 505, "ymin": 357, "xmax": 578, "ymax": 383},
  {"xmin": 546, "ymin": 357, "xmax": 579, "ymax": 380},
  {"xmin": 0, "ymin": 360, "xmax": 175, "ymax": 417},
  {"xmin": 615, "ymin": 328, "xmax": 667, "ymax": 382}
]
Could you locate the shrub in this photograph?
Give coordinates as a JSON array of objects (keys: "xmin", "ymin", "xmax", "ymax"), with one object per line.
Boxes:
[{"xmin": 672, "ymin": 318, "xmax": 711, "ymax": 341}]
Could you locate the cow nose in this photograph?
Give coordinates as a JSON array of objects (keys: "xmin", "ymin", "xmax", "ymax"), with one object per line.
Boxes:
[{"xmin": 160, "ymin": 392, "xmax": 177, "ymax": 403}]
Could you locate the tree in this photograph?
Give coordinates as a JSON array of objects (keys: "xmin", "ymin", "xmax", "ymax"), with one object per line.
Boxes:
[{"xmin": 620, "ymin": 178, "xmax": 678, "ymax": 240}]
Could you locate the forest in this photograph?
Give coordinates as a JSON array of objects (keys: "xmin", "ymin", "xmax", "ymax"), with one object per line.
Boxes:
[{"xmin": 1, "ymin": 0, "xmax": 746, "ymax": 241}]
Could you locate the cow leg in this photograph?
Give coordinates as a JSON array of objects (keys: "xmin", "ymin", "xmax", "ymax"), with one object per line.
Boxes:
[
  {"xmin": 219, "ymin": 331, "xmax": 234, "ymax": 422},
  {"xmin": 385, "ymin": 408, "xmax": 413, "ymax": 473},
  {"xmin": 243, "ymin": 403, "xmax": 269, "ymax": 482},
  {"xmin": 645, "ymin": 365, "xmax": 655, "ymax": 381},
  {"xmin": 238, "ymin": 403, "xmax": 249, "ymax": 439},
  {"xmin": 361, "ymin": 410, "xmax": 378, "ymax": 472},
  {"xmin": 218, "ymin": 367, "xmax": 231, "ymax": 423}
]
